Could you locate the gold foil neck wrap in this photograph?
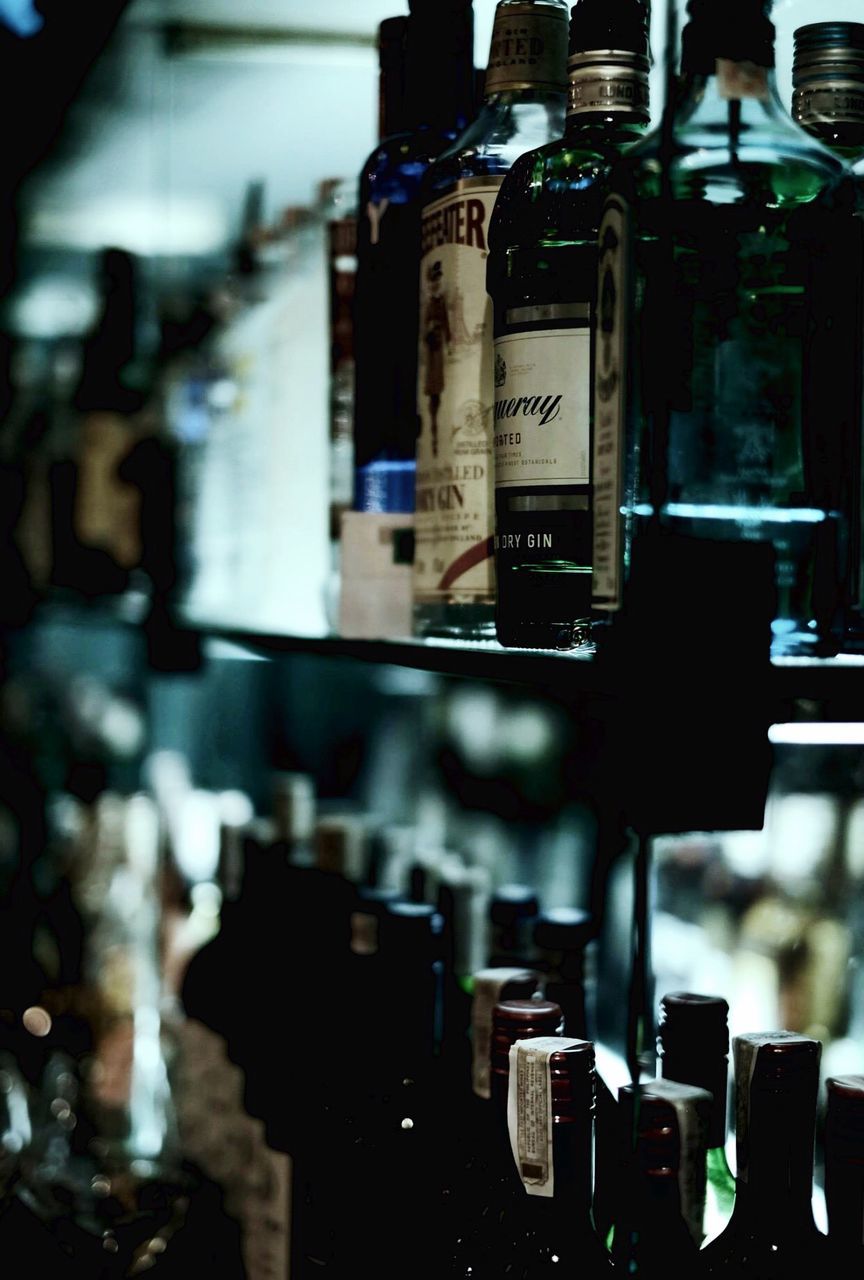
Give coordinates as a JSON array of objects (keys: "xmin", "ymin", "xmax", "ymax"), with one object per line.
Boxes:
[{"xmin": 484, "ymin": 4, "xmax": 569, "ymax": 96}]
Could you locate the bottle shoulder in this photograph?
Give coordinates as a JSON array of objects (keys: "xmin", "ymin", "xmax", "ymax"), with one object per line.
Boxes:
[
  {"xmin": 423, "ymin": 94, "xmax": 567, "ymax": 202},
  {"xmin": 360, "ymin": 128, "xmax": 458, "ymax": 205},
  {"xmin": 610, "ymin": 111, "xmax": 846, "ymax": 209}
]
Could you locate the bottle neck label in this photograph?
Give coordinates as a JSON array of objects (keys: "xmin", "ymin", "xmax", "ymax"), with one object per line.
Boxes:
[
  {"xmin": 506, "ymin": 1035, "xmax": 589, "ymax": 1198},
  {"xmin": 415, "ymin": 179, "xmax": 504, "ymax": 607},
  {"xmin": 794, "ymin": 82, "xmax": 864, "ymax": 130},
  {"xmin": 592, "ymin": 195, "xmax": 628, "ymax": 612},
  {"xmin": 484, "ymin": 4, "xmax": 568, "ymax": 96},
  {"xmin": 567, "ymin": 51, "xmax": 650, "ymax": 119},
  {"xmin": 716, "ymin": 58, "xmax": 770, "ymax": 101}
]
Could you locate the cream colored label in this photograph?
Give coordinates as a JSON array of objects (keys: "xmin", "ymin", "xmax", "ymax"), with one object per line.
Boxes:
[
  {"xmin": 471, "ymin": 967, "xmax": 540, "ymax": 1100},
  {"xmin": 592, "ymin": 196, "xmax": 628, "ymax": 609},
  {"xmin": 174, "ymin": 1019, "xmax": 291, "ymax": 1280},
  {"xmin": 415, "ymin": 181, "xmax": 502, "ymax": 605},
  {"xmin": 494, "ymin": 327, "xmax": 590, "ymax": 489},
  {"xmin": 485, "ymin": 5, "xmax": 568, "ymax": 95},
  {"xmin": 642, "ymin": 1079, "xmax": 710, "ymax": 1246},
  {"xmin": 507, "ymin": 1035, "xmax": 585, "ymax": 1198},
  {"xmin": 717, "ymin": 59, "xmax": 769, "ymax": 101}
]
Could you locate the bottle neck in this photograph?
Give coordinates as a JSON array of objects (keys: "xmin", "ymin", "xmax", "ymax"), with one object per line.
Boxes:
[
  {"xmin": 492, "ymin": 1070, "xmax": 593, "ymax": 1211},
  {"xmin": 614, "ymin": 1172, "xmax": 696, "ymax": 1267},
  {"xmin": 661, "ymin": 1050, "xmax": 728, "ymax": 1150},
  {"xmin": 405, "ymin": 16, "xmax": 474, "ymax": 134},
  {"xmin": 734, "ymin": 1089, "xmax": 818, "ymax": 1225},
  {"xmin": 483, "ymin": 2, "xmax": 568, "ymax": 101},
  {"xmin": 674, "ymin": 60, "xmax": 789, "ymax": 133}
]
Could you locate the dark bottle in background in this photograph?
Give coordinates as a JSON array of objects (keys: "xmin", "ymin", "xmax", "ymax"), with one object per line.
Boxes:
[
  {"xmin": 658, "ymin": 992, "xmax": 736, "ymax": 1244},
  {"xmin": 612, "ymin": 1079, "xmax": 710, "ymax": 1277},
  {"xmin": 353, "ymin": 1, "xmax": 476, "ymax": 515},
  {"xmin": 824, "ymin": 1074, "xmax": 864, "ymax": 1269},
  {"xmin": 504, "ymin": 1035, "xmax": 611, "ymax": 1277},
  {"xmin": 702, "ymin": 1032, "xmax": 830, "ymax": 1276},
  {"xmin": 487, "ymin": 883, "xmax": 540, "ymax": 968},
  {"xmin": 413, "ymin": 0, "xmax": 569, "ymax": 641},
  {"xmin": 486, "ymin": 0, "xmax": 651, "ymax": 651}
]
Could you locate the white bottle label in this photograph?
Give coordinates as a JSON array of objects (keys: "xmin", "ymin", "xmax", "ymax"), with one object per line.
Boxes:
[
  {"xmin": 471, "ymin": 967, "xmax": 541, "ymax": 1100},
  {"xmin": 415, "ymin": 180, "xmax": 503, "ymax": 605},
  {"xmin": 592, "ymin": 196, "xmax": 628, "ymax": 610},
  {"xmin": 507, "ymin": 1035, "xmax": 586, "ymax": 1198},
  {"xmin": 493, "ymin": 326, "xmax": 590, "ymax": 489}
]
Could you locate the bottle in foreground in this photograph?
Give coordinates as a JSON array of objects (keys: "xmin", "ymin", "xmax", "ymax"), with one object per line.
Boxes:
[
  {"xmin": 486, "ymin": 0, "xmax": 650, "ymax": 650},
  {"xmin": 448, "ymin": 997, "xmax": 563, "ymax": 1276},
  {"xmin": 413, "ymin": 0, "xmax": 569, "ymax": 641},
  {"xmin": 612, "ymin": 1079, "xmax": 710, "ymax": 1277},
  {"xmin": 592, "ymin": 0, "xmax": 852, "ymax": 656},
  {"xmin": 824, "ymin": 1074, "xmax": 864, "ymax": 1269},
  {"xmin": 505, "ymin": 1035, "xmax": 612, "ymax": 1277},
  {"xmin": 702, "ymin": 1031, "xmax": 829, "ymax": 1277},
  {"xmin": 658, "ymin": 992, "xmax": 736, "ymax": 1244}
]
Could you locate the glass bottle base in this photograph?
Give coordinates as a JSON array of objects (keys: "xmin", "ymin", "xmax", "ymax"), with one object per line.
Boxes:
[
  {"xmin": 413, "ymin": 600, "xmax": 496, "ymax": 642},
  {"xmin": 495, "ymin": 617, "xmax": 592, "ymax": 651}
]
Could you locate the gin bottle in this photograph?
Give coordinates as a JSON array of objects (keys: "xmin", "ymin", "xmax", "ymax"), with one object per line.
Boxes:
[
  {"xmin": 487, "ymin": 0, "xmax": 650, "ymax": 650},
  {"xmin": 413, "ymin": 0, "xmax": 569, "ymax": 641},
  {"xmin": 592, "ymin": 0, "xmax": 851, "ymax": 656}
]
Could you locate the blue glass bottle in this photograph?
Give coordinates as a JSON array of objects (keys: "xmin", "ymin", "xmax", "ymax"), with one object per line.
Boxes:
[{"xmin": 353, "ymin": 1, "xmax": 476, "ymax": 515}]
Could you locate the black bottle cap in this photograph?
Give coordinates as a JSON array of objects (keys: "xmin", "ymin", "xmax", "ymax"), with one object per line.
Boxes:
[
  {"xmin": 658, "ymin": 992, "xmax": 729, "ymax": 1058},
  {"xmin": 683, "ymin": 0, "xmax": 775, "ymax": 72},
  {"xmin": 568, "ymin": 0, "xmax": 649, "ymax": 58},
  {"xmin": 533, "ymin": 907, "xmax": 593, "ymax": 953},
  {"xmin": 489, "ymin": 883, "xmax": 540, "ymax": 926}
]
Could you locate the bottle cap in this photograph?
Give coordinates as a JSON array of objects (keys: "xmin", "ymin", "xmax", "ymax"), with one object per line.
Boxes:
[
  {"xmin": 658, "ymin": 992, "xmax": 729, "ymax": 1058},
  {"xmin": 568, "ymin": 0, "xmax": 649, "ymax": 57},
  {"xmin": 491, "ymin": 999, "xmax": 563, "ymax": 1078},
  {"xmin": 546, "ymin": 1038, "xmax": 595, "ymax": 1122},
  {"xmin": 792, "ymin": 23, "xmax": 864, "ymax": 129},
  {"xmin": 489, "ymin": 884, "xmax": 539, "ymax": 926},
  {"xmin": 683, "ymin": 0, "xmax": 775, "ymax": 72},
  {"xmin": 734, "ymin": 1031, "xmax": 822, "ymax": 1099},
  {"xmin": 314, "ymin": 814, "xmax": 369, "ymax": 882},
  {"xmin": 379, "ymin": 901, "xmax": 442, "ymax": 961},
  {"xmin": 533, "ymin": 907, "xmax": 593, "ymax": 953},
  {"xmin": 272, "ymin": 772, "xmax": 315, "ymax": 843}
]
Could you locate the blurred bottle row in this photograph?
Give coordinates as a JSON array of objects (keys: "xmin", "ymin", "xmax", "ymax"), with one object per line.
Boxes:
[{"xmin": 3, "ymin": 762, "xmax": 864, "ymax": 1277}]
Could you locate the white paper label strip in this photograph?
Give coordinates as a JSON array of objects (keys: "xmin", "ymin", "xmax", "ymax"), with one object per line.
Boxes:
[{"xmin": 507, "ymin": 1035, "xmax": 587, "ymax": 1197}]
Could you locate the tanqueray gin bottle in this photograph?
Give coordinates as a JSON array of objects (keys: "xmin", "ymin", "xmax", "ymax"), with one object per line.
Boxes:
[
  {"xmin": 592, "ymin": 0, "xmax": 856, "ymax": 657},
  {"xmin": 486, "ymin": 0, "xmax": 651, "ymax": 650},
  {"xmin": 413, "ymin": 0, "xmax": 569, "ymax": 641}
]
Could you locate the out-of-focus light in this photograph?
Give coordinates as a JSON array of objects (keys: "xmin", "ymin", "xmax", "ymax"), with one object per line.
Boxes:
[
  {"xmin": 29, "ymin": 195, "xmax": 226, "ymax": 256},
  {"xmin": 0, "ymin": 0, "xmax": 43, "ymax": 37},
  {"xmin": 769, "ymin": 722, "xmax": 864, "ymax": 745},
  {"xmin": 22, "ymin": 1007, "xmax": 52, "ymax": 1037},
  {"xmin": 11, "ymin": 276, "xmax": 97, "ymax": 339},
  {"xmin": 218, "ymin": 790, "xmax": 254, "ymax": 828},
  {"xmin": 174, "ymin": 790, "xmax": 221, "ymax": 883}
]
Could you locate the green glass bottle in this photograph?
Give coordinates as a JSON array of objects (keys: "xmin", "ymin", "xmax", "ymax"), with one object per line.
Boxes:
[
  {"xmin": 486, "ymin": 0, "xmax": 650, "ymax": 650},
  {"xmin": 592, "ymin": 0, "xmax": 852, "ymax": 656},
  {"xmin": 657, "ymin": 992, "xmax": 736, "ymax": 1245}
]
